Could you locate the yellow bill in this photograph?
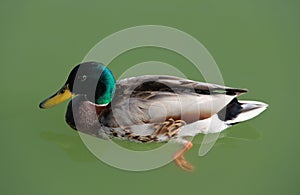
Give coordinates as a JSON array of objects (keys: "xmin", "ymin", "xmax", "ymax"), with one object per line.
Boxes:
[{"xmin": 39, "ymin": 85, "xmax": 73, "ymax": 109}]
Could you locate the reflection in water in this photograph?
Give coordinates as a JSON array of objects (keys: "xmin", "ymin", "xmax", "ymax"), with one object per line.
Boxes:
[
  {"xmin": 40, "ymin": 123, "xmax": 261, "ymax": 162},
  {"xmin": 193, "ymin": 123, "xmax": 262, "ymax": 148},
  {"xmin": 221, "ymin": 123, "xmax": 261, "ymax": 141},
  {"xmin": 40, "ymin": 131, "xmax": 98, "ymax": 163}
]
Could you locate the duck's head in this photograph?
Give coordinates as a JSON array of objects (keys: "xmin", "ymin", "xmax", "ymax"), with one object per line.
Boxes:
[{"xmin": 39, "ymin": 61, "xmax": 116, "ymax": 109}]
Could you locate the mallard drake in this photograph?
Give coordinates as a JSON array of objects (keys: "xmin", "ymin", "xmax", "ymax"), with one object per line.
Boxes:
[{"xmin": 39, "ymin": 61, "xmax": 267, "ymax": 171}]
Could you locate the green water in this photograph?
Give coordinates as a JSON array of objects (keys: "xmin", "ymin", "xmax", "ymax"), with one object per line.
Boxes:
[{"xmin": 1, "ymin": 0, "xmax": 299, "ymax": 194}]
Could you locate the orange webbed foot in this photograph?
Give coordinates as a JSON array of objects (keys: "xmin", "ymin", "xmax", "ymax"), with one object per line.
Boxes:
[{"xmin": 174, "ymin": 141, "xmax": 194, "ymax": 172}]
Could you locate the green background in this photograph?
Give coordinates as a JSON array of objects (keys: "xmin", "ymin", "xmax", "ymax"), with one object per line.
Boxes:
[{"xmin": 1, "ymin": 0, "xmax": 299, "ymax": 194}]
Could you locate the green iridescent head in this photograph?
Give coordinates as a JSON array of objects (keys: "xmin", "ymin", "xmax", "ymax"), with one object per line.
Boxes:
[{"xmin": 39, "ymin": 61, "xmax": 116, "ymax": 108}]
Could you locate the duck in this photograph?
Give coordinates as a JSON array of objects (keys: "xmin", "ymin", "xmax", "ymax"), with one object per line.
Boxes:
[{"xmin": 39, "ymin": 61, "xmax": 267, "ymax": 171}]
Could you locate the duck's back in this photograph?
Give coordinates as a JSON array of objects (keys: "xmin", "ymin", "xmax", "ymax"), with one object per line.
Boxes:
[{"xmin": 99, "ymin": 75, "xmax": 247, "ymax": 128}]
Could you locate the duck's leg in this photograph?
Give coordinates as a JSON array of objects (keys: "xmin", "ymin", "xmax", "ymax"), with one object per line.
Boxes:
[
  {"xmin": 174, "ymin": 141, "xmax": 194, "ymax": 171},
  {"xmin": 150, "ymin": 119, "xmax": 193, "ymax": 171}
]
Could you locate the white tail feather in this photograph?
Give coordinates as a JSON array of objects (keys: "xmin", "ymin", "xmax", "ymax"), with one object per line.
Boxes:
[{"xmin": 226, "ymin": 100, "xmax": 268, "ymax": 124}]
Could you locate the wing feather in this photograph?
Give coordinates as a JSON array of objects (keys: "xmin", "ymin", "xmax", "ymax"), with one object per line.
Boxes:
[{"xmin": 101, "ymin": 75, "xmax": 248, "ymax": 127}]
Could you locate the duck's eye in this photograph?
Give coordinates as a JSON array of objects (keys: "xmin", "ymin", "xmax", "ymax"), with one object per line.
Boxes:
[{"xmin": 78, "ymin": 75, "xmax": 87, "ymax": 82}]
